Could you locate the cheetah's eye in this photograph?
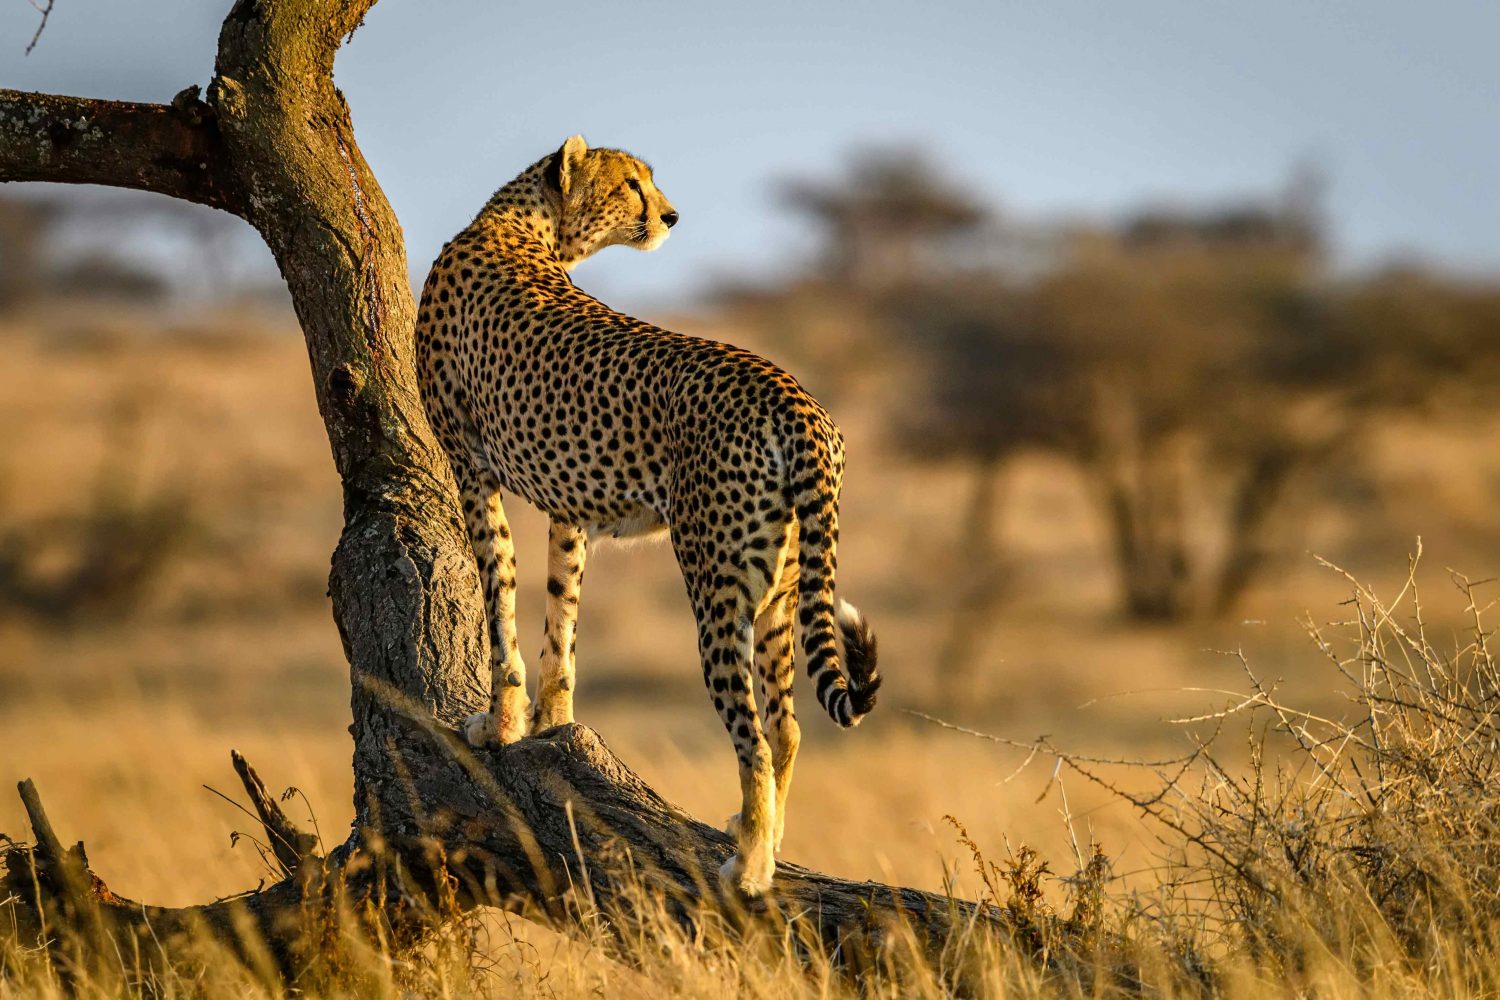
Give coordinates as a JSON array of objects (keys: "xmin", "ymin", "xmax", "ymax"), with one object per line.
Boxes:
[{"xmin": 625, "ymin": 178, "xmax": 644, "ymax": 203}]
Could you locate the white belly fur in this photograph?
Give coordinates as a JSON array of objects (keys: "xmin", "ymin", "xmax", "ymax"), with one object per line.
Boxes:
[{"xmin": 586, "ymin": 505, "xmax": 668, "ymax": 545}]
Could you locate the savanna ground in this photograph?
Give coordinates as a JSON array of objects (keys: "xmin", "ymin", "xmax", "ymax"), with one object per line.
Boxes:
[{"xmin": 3, "ymin": 299, "xmax": 1500, "ymax": 996}]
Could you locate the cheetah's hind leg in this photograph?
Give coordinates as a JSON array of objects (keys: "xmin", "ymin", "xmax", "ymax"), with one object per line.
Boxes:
[
  {"xmin": 755, "ymin": 540, "xmax": 800, "ymax": 854},
  {"xmin": 702, "ymin": 594, "xmax": 776, "ymax": 896},
  {"xmin": 680, "ymin": 545, "xmax": 779, "ymax": 897}
]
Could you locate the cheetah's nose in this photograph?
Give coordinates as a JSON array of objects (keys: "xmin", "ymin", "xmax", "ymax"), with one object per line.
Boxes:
[{"xmin": 661, "ymin": 210, "xmax": 679, "ymax": 229}]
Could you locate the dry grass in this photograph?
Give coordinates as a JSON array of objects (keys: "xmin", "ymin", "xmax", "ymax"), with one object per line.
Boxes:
[
  {"xmin": 903, "ymin": 546, "xmax": 1500, "ymax": 996},
  {"xmin": 8, "ymin": 555, "xmax": 1500, "ymax": 999},
  {"xmin": 3, "ymin": 309, "xmax": 1500, "ymax": 996}
]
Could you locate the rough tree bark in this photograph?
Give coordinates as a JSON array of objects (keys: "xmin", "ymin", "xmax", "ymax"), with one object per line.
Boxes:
[{"xmin": 0, "ymin": 0, "xmax": 998, "ymax": 985}]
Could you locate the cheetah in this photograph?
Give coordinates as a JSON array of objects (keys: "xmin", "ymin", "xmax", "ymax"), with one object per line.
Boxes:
[{"xmin": 415, "ymin": 135, "xmax": 881, "ymax": 896}]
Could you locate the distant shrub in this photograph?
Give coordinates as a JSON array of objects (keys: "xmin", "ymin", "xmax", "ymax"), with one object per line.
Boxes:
[{"xmin": 0, "ymin": 396, "xmax": 192, "ymax": 625}]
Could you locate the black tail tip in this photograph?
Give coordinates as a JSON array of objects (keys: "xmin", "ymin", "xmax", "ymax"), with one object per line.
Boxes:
[
  {"xmin": 849, "ymin": 673, "xmax": 882, "ymax": 716},
  {"xmin": 837, "ymin": 600, "xmax": 880, "ymax": 718}
]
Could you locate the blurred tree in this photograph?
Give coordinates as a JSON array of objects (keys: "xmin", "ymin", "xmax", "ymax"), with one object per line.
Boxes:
[
  {"xmin": 0, "ymin": 393, "xmax": 190, "ymax": 625},
  {"xmin": 47, "ymin": 252, "xmax": 170, "ymax": 301},
  {"xmin": 0, "ymin": 189, "xmax": 261, "ymax": 310},
  {"xmin": 0, "ymin": 195, "xmax": 58, "ymax": 308},
  {"xmin": 1328, "ymin": 266, "xmax": 1500, "ymax": 409},
  {"xmin": 781, "ymin": 147, "xmax": 988, "ymax": 290},
  {"xmin": 883, "ymin": 279, "xmax": 1086, "ymax": 699},
  {"xmin": 875, "ymin": 186, "xmax": 1340, "ymax": 646},
  {"xmin": 1026, "ymin": 201, "xmax": 1339, "ymax": 620}
]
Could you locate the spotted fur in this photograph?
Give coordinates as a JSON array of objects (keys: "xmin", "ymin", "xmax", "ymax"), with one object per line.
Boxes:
[{"xmin": 415, "ymin": 135, "xmax": 881, "ymax": 896}]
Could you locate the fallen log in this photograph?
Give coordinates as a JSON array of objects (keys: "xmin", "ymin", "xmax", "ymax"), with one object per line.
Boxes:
[{"xmin": 2, "ymin": 723, "xmax": 1000, "ymax": 987}]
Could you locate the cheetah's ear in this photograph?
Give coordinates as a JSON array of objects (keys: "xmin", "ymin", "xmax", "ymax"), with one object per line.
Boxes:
[{"xmin": 545, "ymin": 134, "xmax": 589, "ymax": 196}]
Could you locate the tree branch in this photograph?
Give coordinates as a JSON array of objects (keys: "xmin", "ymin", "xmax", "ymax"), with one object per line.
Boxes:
[
  {"xmin": 0, "ymin": 87, "xmax": 243, "ymax": 214},
  {"xmin": 329, "ymin": 0, "xmax": 380, "ymax": 40},
  {"xmin": 24, "ymin": 0, "xmax": 54, "ymax": 55},
  {"xmin": 230, "ymin": 751, "xmax": 320, "ymax": 877}
]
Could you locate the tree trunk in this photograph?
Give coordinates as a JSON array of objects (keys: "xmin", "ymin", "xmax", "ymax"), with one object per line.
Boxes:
[
  {"xmin": 935, "ymin": 455, "xmax": 1008, "ymax": 709},
  {"xmin": 0, "ymin": 1, "xmax": 999, "ymax": 984},
  {"xmin": 1083, "ymin": 386, "xmax": 1193, "ymax": 622},
  {"xmin": 1210, "ymin": 447, "xmax": 1296, "ymax": 616}
]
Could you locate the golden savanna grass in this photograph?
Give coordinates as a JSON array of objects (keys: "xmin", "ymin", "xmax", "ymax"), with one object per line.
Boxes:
[{"xmin": 3, "ymin": 306, "xmax": 1500, "ymax": 996}]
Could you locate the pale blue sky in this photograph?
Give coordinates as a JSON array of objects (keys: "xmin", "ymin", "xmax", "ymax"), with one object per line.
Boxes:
[{"xmin": 2, "ymin": 1, "xmax": 1497, "ymax": 309}]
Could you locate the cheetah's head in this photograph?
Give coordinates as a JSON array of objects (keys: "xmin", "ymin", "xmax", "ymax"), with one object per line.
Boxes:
[{"xmin": 545, "ymin": 135, "xmax": 678, "ymax": 267}]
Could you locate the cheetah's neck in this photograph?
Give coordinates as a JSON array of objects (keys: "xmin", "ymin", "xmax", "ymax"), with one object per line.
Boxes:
[{"xmin": 475, "ymin": 164, "xmax": 570, "ymax": 268}]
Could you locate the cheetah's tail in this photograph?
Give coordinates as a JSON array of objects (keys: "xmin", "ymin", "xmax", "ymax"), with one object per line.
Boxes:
[
  {"xmin": 835, "ymin": 599, "xmax": 881, "ymax": 719},
  {"xmin": 796, "ymin": 497, "xmax": 881, "ymax": 729}
]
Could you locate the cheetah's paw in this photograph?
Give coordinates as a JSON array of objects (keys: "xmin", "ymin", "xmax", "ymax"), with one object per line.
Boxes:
[
  {"xmin": 718, "ymin": 851, "xmax": 775, "ymax": 898},
  {"xmin": 463, "ymin": 711, "xmax": 499, "ymax": 747}
]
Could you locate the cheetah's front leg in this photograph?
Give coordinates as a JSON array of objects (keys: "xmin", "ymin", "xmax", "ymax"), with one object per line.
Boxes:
[
  {"xmin": 532, "ymin": 520, "xmax": 587, "ymax": 732},
  {"xmin": 455, "ymin": 460, "xmax": 529, "ymax": 747}
]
